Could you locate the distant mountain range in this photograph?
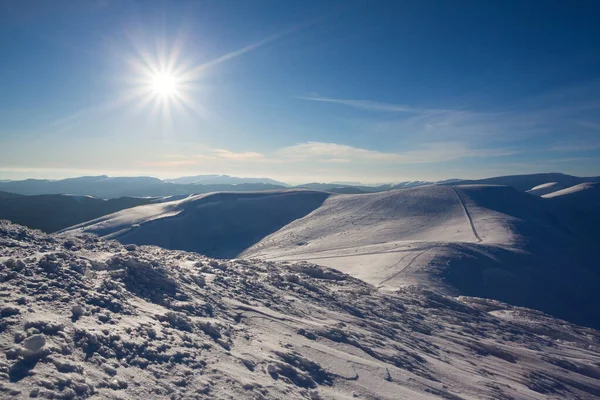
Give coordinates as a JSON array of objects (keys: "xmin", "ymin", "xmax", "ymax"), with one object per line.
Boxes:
[
  {"xmin": 1, "ymin": 172, "xmax": 598, "ymax": 199},
  {"xmin": 437, "ymin": 172, "xmax": 600, "ymax": 191},
  {"xmin": 164, "ymin": 174, "xmax": 288, "ymax": 186},
  {"xmin": 0, "ymin": 175, "xmax": 435, "ymax": 198},
  {"xmin": 0, "ymin": 175, "xmax": 287, "ymax": 198}
]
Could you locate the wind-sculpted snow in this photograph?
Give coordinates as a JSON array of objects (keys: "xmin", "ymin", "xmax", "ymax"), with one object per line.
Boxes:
[
  {"xmin": 526, "ymin": 182, "xmax": 564, "ymax": 196},
  {"xmin": 2, "ymin": 221, "xmax": 600, "ymax": 399},
  {"xmin": 543, "ymin": 182, "xmax": 600, "ymax": 200}
]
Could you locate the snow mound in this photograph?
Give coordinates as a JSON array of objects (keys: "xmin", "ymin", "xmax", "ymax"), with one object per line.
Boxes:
[
  {"xmin": 2, "ymin": 221, "xmax": 600, "ymax": 399},
  {"xmin": 543, "ymin": 181, "xmax": 600, "ymax": 198},
  {"xmin": 526, "ymin": 182, "xmax": 564, "ymax": 196},
  {"xmin": 61, "ymin": 190, "xmax": 330, "ymax": 258}
]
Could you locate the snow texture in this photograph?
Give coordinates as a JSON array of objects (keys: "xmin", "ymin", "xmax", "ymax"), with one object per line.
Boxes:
[{"xmin": 2, "ymin": 221, "xmax": 600, "ymax": 399}]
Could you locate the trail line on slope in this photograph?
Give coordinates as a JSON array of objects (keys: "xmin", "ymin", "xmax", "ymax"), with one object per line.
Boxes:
[
  {"xmin": 379, "ymin": 251, "xmax": 415, "ymax": 273},
  {"xmin": 261, "ymin": 243, "xmax": 439, "ymax": 263},
  {"xmin": 378, "ymin": 247, "xmax": 433, "ymax": 286},
  {"xmin": 452, "ymin": 187, "xmax": 482, "ymax": 243}
]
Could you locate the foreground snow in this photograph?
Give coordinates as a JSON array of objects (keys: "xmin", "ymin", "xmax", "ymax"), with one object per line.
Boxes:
[{"xmin": 2, "ymin": 221, "xmax": 600, "ymax": 399}]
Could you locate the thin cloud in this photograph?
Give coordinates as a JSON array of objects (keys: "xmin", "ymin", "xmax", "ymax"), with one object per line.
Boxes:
[
  {"xmin": 143, "ymin": 141, "xmax": 514, "ymax": 170},
  {"xmin": 213, "ymin": 149, "xmax": 265, "ymax": 160},
  {"xmin": 298, "ymin": 96, "xmax": 453, "ymax": 115},
  {"xmin": 300, "ymin": 83, "xmax": 600, "ymax": 150},
  {"xmin": 277, "ymin": 141, "xmax": 515, "ymax": 165},
  {"xmin": 578, "ymin": 121, "xmax": 600, "ymax": 130},
  {"xmin": 548, "ymin": 142, "xmax": 600, "ymax": 152}
]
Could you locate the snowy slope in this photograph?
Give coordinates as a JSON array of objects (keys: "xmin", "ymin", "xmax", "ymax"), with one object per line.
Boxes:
[
  {"xmin": 243, "ymin": 185, "xmax": 600, "ymax": 329},
  {"xmin": 2, "ymin": 221, "xmax": 600, "ymax": 399},
  {"xmin": 243, "ymin": 186, "xmax": 480, "ymax": 285},
  {"xmin": 61, "ymin": 190, "xmax": 330, "ymax": 258},
  {"xmin": 60, "ymin": 184, "xmax": 600, "ymax": 329},
  {"xmin": 242, "ymin": 185, "xmax": 523, "ymax": 284}
]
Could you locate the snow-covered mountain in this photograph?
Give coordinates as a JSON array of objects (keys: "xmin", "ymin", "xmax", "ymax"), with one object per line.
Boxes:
[
  {"xmin": 243, "ymin": 184, "xmax": 600, "ymax": 329},
  {"xmin": 439, "ymin": 172, "xmax": 600, "ymax": 192},
  {"xmin": 60, "ymin": 183, "xmax": 600, "ymax": 330},
  {"xmin": 0, "ymin": 177, "xmax": 287, "ymax": 198},
  {"xmin": 61, "ymin": 190, "xmax": 330, "ymax": 258},
  {"xmin": 2, "ymin": 221, "xmax": 600, "ymax": 399},
  {"xmin": 2, "ymin": 172, "xmax": 596, "ymax": 199},
  {"xmin": 391, "ymin": 181, "xmax": 434, "ymax": 189}
]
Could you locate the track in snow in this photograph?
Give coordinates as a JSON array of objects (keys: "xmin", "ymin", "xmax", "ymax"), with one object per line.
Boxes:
[
  {"xmin": 378, "ymin": 247, "xmax": 434, "ymax": 286},
  {"xmin": 452, "ymin": 187, "xmax": 482, "ymax": 242}
]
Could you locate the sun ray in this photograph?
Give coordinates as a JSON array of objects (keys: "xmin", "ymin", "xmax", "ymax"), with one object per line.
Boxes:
[{"xmin": 123, "ymin": 25, "xmax": 304, "ymax": 124}]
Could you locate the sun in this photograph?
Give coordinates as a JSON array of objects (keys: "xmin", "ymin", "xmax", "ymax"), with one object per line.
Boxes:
[
  {"xmin": 150, "ymin": 72, "xmax": 179, "ymax": 96},
  {"xmin": 125, "ymin": 41, "xmax": 207, "ymax": 121}
]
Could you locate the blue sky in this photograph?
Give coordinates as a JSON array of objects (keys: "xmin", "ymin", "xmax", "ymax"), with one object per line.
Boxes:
[{"xmin": 1, "ymin": 0, "xmax": 599, "ymax": 183}]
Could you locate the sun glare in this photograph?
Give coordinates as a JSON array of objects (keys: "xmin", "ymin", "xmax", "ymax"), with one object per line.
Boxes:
[
  {"xmin": 126, "ymin": 40, "xmax": 208, "ymax": 122},
  {"xmin": 150, "ymin": 72, "xmax": 179, "ymax": 96}
]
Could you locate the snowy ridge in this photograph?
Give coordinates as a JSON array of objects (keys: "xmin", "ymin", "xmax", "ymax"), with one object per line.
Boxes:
[
  {"xmin": 1, "ymin": 221, "xmax": 600, "ymax": 399},
  {"xmin": 61, "ymin": 190, "xmax": 330, "ymax": 258},
  {"xmin": 244, "ymin": 185, "xmax": 600, "ymax": 329}
]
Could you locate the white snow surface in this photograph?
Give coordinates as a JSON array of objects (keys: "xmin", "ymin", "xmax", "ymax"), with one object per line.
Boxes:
[
  {"xmin": 243, "ymin": 185, "xmax": 600, "ymax": 328},
  {"xmin": 525, "ymin": 182, "xmax": 564, "ymax": 196},
  {"xmin": 2, "ymin": 221, "xmax": 600, "ymax": 399},
  {"xmin": 542, "ymin": 182, "xmax": 599, "ymax": 198},
  {"xmin": 244, "ymin": 186, "xmax": 486, "ymax": 285}
]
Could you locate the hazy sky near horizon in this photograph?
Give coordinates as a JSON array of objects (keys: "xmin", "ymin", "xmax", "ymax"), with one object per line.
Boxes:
[{"xmin": 1, "ymin": 0, "xmax": 600, "ymax": 184}]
